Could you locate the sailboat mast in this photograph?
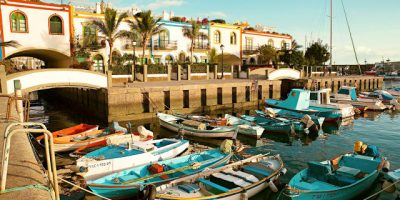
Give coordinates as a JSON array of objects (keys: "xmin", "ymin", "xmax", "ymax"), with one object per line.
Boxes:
[{"xmin": 329, "ymin": 0, "xmax": 333, "ymax": 67}]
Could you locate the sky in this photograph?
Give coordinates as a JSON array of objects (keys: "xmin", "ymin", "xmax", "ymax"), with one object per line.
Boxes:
[{"xmin": 46, "ymin": 0, "xmax": 400, "ymax": 65}]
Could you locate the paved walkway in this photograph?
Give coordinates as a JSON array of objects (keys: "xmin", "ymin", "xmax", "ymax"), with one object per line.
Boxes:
[
  {"xmin": 112, "ymin": 78, "xmax": 257, "ymax": 88},
  {"xmin": 0, "ymin": 98, "xmax": 51, "ymax": 200}
]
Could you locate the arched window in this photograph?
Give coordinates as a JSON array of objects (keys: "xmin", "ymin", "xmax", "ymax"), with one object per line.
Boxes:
[
  {"xmin": 49, "ymin": 15, "xmax": 63, "ymax": 34},
  {"xmin": 281, "ymin": 40, "xmax": 287, "ymax": 49},
  {"xmin": 214, "ymin": 30, "xmax": 221, "ymax": 44},
  {"xmin": 93, "ymin": 55, "xmax": 104, "ymax": 73},
  {"xmin": 10, "ymin": 11, "xmax": 27, "ymax": 33},
  {"xmin": 230, "ymin": 32, "xmax": 236, "ymax": 45},
  {"xmin": 268, "ymin": 39, "xmax": 274, "ymax": 47}
]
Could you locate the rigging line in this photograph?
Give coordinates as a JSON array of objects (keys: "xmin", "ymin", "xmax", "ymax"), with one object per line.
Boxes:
[{"xmin": 340, "ymin": 0, "xmax": 362, "ymax": 75}]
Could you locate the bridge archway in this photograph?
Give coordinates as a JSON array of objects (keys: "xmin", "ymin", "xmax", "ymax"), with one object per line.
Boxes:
[
  {"xmin": 4, "ymin": 69, "xmax": 107, "ymax": 94},
  {"xmin": 4, "ymin": 47, "xmax": 71, "ymax": 68},
  {"xmin": 268, "ymin": 68, "xmax": 302, "ymax": 99}
]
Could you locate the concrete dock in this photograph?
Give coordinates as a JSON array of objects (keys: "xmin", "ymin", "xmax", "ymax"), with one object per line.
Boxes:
[{"xmin": 0, "ymin": 98, "xmax": 51, "ymax": 200}]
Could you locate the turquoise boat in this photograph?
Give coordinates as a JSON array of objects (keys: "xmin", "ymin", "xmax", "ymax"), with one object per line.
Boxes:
[
  {"xmin": 387, "ymin": 168, "xmax": 400, "ymax": 199},
  {"xmin": 285, "ymin": 151, "xmax": 386, "ymax": 200},
  {"xmin": 87, "ymin": 148, "xmax": 231, "ymax": 199},
  {"xmin": 265, "ymin": 89, "xmax": 342, "ymax": 123},
  {"xmin": 266, "ymin": 108, "xmax": 325, "ymax": 126},
  {"xmin": 241, "ymin": 112, "xmax": 303, "ymax": 134}
]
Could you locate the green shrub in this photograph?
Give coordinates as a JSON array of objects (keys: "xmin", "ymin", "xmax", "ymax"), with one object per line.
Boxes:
[
  {"xmin": 190, "ymin": 64, "xmax": 207, "ymax": 73},
  {"xmin": 111, "ymin": 64, "xmax": 130, "ymax": 75},
  {"xmin": 147, "ymin": 64, "xmax": 167, "ymax": 74},
  {"xmin": 217, "ymin": 65, "xmax": 232, "ymax": 72}
]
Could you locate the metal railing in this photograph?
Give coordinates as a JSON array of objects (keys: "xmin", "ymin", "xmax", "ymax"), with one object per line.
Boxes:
[
  {"xmin": 153, "ymin": 40, "xmax": 178, "ymax": 50},
  {"xmin": 242, "ymin": 48, "xmax": 259, "ymax": 55},
  {"xmin": 1, "ymin": 123, "xmax": 59, "ymax": 200},
  {"xmin": 193, "ymin": 42, "xmax": 209, "ymax": 50},
  {"xmin": 76, "ymin": 36, "xmax": 106, "ymax": 50},
  {"xmin": 0, "ymin": 94, "xmax": 30, "ymax": 122}
]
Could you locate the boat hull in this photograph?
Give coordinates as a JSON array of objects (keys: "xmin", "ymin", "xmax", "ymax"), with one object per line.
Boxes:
[{"xmin": 77, "ymin": 139, "xmax": 189, "ymax": 180}]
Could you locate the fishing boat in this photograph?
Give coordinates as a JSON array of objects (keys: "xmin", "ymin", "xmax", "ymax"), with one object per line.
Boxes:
[
  {"xmin": 265, "ymin": 89, "xmax": 342, "ymax": 122},
  {"xmin": 86, "ymin": 148, "xmax": 232, "ymax": 199},
  {"xmin": 241, "ymin": 111, "xmax": 304, "ymax": 134},
  {"xmin": 157, "ymin": 112, "xmax": 238, "ymax": 138},
  {"xmin": 156, "ymin": 154, "xmax": 285, "ymax": 200},
  {"xmin": 386, "ymin": 168, "xmax": 400, "ymax": 199},
  {"xmin": 359, "ymin": 90, "xmax": 400, "ymax": 110},
  {"xmin": 76, "ymin": 138, "xmax": 189, "ymax": 180},
  {"xmin": 265, "ymin": 108, "xmax": 325, "ymax": 126},
  {"xmin": 310, "ymin": 89, "xmax": 355, "ymax": 119},
  {"xmin": 70, "ymin": 125, "xmax": 154, "ymax": 157},
  {"xmin": 284, "ymin": 142, "xmax": 387, "ymax": 200},
  {"xmin": 387, "ymin": 87, "xmax": 400, "ymax": 97},
  {"xmin": 331, "ymin": 86, "xmax": 390, "ymax": 111},
  {"xmin": 51, "ymin": 129, "xmax": 125, "ymax": 152},
  {"xmin": 224, "ymin": 114, "xmax": 264, "ymax": 139},
  {"xmin": 36, "ymin": 123, "xmax": 98, "ymax": 141}
]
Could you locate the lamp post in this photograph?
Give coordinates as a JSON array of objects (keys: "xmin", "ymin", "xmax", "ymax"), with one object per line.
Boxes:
[
  {"xmin": 132, "ymin": 41, "xmax": 137, "ymax": 81},
  {"xmin": 220, "ymin": 44, "xmax": 225, "ymax": 79}
]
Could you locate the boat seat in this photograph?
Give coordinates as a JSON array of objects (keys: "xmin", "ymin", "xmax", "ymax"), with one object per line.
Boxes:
[
  {"xmin": 211, "ymin": 173, "xmax": 252, "ymax": 188},
  {"xmin": 198, "ymin": 178, "xmax": 230, "ymax": 193},
  {"xmin": 307, "ymin": 161, "xmax": 332, "ymax": 182},
  {"xmin": 178, "ymin": 184, "xmax": 201, "ymax": 193},
  {"xmin": 336, "ymin": 166, "xmax": 361, "ymax": 177},
  {"xmin": 118, "ymin": 174, "xmax": 138, "ymax": 183},
  {"xmin": 243, "ymin": 165, "xmax": 271, "ymax": 179},
  {"xmin": 223, "ymin": 169, "xmax": 259, "ymax": 183}
]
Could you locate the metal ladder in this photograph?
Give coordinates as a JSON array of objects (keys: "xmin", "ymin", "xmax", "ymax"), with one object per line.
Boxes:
[{"xmin": 1, "ymin": 123, "xmax": 59, "ymax": 200}]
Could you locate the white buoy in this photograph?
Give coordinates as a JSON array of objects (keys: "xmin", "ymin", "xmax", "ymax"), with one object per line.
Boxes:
[
  {"xmin": 268, "ymin": 180, "xmax": 279, "ymax": 192},
  {"xmin": 280, "ymin": 168, "xmax": 288, "ymax": 175}
]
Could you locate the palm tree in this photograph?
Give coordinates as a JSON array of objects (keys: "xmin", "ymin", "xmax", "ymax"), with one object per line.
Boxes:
[
  {"xmin": 182, "ymin": 21, "xmax": 206, "ymax": 64},
  {"xmin": 0, "ymin": 40, "xmax": 20, "ymax": 47},
  {"xmin": 92, "ymin": 8, "xmax": 128, "ymax": 72},
  {"xmin": 129, "ymin": 10, "xmax": 163, "ymax": 64},
  {"xmin": 120, "ymin": 29, "xmax": 139, "ymax": 80}
]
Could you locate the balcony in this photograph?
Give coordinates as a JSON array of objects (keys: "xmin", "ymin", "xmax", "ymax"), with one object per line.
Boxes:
[
  {"xmin": 153, "ymin": 40, "xmax": 178, "ymax": 50},
  {"xmin": 242, "ymin": 48, "xmax": 258, "ymax": 55},
  {"xmin": 193, "ymin": 42, "xmax": 209, "ymax": 51},
  {"xmin": 76, "ymin": 36, "xmax": 106, "ymax": 51},
  {"xmin": 122, "ymin": 43, "xmax": 148, "ymax": 50}
]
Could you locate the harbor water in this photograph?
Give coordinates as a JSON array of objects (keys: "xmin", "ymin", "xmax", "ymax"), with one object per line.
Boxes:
[{"xmin": 30, "ymin": 83, "xmax": 400, "ymax": 200}]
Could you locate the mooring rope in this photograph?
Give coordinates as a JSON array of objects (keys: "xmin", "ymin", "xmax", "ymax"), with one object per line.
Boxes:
[{"xmin": 58, "ymin": 178, "xmax": 112, "ymax": 200}]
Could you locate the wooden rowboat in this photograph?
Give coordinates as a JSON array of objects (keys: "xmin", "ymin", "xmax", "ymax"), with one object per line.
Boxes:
[
  {"xmin": 157, "ymin": 112, "xmax": 237, "ymax": 139},
  {"xmin": 36, "ymin": 123, "xmax": 98, "ymax": 141},
  {"xmin": 156, "ymin": 154, "xmax": 285, "ymax": 200}
]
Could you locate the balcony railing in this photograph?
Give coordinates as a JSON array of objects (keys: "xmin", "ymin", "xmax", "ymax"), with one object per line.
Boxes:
[
  {"xmin": 153, "ymin": 40, "xmax": 178, "ymax": 50},
  {"xmin": 122, "ymin": 43, "xmax": 148, "ymax": 50},
  {"xmin": 242, "ymin": 47, "xmax": 259, "ymax": 55},
  {"xmin": 193, "ymin": 42, "xmax": 209, "ymax": 51},
  {"xmin": 76, "ymin": 36, "xmax": 106, "ymax": 51}
]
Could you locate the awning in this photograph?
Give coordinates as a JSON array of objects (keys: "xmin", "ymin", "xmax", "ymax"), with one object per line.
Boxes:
[{"xmin": 216, "ymin": 53, "xmax": 241, "ymax": 65}]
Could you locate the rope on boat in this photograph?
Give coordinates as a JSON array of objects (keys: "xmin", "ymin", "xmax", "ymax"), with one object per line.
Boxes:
[
  {"xmin": 58, "ymin": 178, "xmax": 112, "ymax": 200},
  {"xmin": 363, "ymin": 179, "xmax": 400, "ymax": 200}
]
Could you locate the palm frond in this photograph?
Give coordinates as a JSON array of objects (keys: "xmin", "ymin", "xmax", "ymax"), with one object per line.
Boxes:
[{"xmin": 0, "ymin": 40, "xmax": 20, "ymax": 48}]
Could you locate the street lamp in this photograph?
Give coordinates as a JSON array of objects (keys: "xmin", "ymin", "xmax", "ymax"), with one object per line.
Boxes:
[
  {"xmin": 220, "ymin": 44, "xmax": 225, "ymax": 79},
  {"xmin": 288, "ymin": 50, "xmax": 293, "ymax": 68},
  {"xmin": 132, "ymin": 41, "xmax": 137, "ymax": 81}
]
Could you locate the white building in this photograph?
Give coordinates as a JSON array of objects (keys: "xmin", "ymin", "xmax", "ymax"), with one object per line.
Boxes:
[{"xmin": 0, "ymin": 0, "xmax": 72, "ymax": 67}]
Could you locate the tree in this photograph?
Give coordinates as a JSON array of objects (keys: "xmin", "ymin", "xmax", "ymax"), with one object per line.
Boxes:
[
  {"xmin": 305, "ymin": 41, "xmax": 330, "ymax": 66},
  {"xmin": 258, "ymin": 45, "xmax": 277, "ymax": 65},
  {"xmin": 182, "ymin": 21, "xmax": 206, "ymax": 64},
  {"xmin": 207, "ymin": 48, "xmax": 217, "ymax": 64},
  {"xmin": 92, "ymin": 8, "xmax": 128, "ymax": 72},
  {"xmin": 129, "ymin": 10, "xmax": 164, "ymax": 64},
  {"xmin": 278, "ymin": 40, "xmax": 304, "ymax": 67}
]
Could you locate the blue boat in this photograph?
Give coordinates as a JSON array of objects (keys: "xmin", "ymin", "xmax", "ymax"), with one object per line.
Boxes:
[
  {"xmin": 265, "ymin": 89, "xmax": 342, "ymax": 123},
  {"xmin": 87, "ymin": 148, "xmax": 231, "ymax": 199},
  {"xmin": 284, "ymin": 149, "xmax": 386, "ymax": 200}
]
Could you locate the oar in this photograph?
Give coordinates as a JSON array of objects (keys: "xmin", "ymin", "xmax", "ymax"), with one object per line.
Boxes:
[{"xmin": 121, "ymin": 154, "xmax": 232, "ymax": 185}]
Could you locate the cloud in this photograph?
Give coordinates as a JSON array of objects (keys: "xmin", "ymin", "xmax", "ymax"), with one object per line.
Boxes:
[{"xmin": 146, "ymin": 0, "xmax": 185, "ymax": 10}]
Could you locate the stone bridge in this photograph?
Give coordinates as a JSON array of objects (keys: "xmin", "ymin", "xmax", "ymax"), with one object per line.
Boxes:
[{"xmin": 0, "ymin": 69, "xmax": 108, "ymax": 94}]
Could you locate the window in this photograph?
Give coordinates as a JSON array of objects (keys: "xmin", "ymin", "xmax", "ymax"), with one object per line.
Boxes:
[
  {"xmin": 310, "ymin": 93, "xmax": 318, "ymax": 100},
  {"xmin": 230, "ymin": 32, "xmax": 236, "ymax": 45},
  {"xmin": 214, "ymin": 30, "xmax": 221, "ymax": 44},
  {"xmin": 164, "ymin": 91, "xmax": 170, "ymax": 110},
  {"xmin": 183, "ymin": 90, "xmax": 189, "ymax": 108},
  {"xmin": 10, "ymin": 11, "xmax": 27, "ymax": 32},
  {"xmin": 201, "ymin": 89, "xmax": 207, "ymax": 106},
  {"xmin": 92, "ymin": 55, "xmax": 104, "ymax": 73},
  {"xmin": 245, "ymin": 37, "xmax": 253, "ymax": 50},
  {"xmin": 281, "ymin": 40, "xmax": 287, "ymax": 49},
  {"xmin": 217, "ymin": 88, "xmax": 223, "ymax": 105},
  {"xmin": 49, "ymin": 15, "xmax": 63, "ymax": 34},
  {"xmin": 268, "ymin": 39, "xmax": 274, "ymax": 47},
  {"xmin": 159, "ymin": 30, "xmax": 169, "ymax": 47},
  {"xmin": 232, "ymin": 87, "xmax": 237, "ymax": 103},
  {"xmin": 245, "ymin": 86, "xmax": 251, "ymax": 102}
]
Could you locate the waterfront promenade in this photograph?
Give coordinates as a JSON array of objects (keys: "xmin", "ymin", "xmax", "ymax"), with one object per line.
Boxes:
[{"xmin": 0, "ymin": 98, "xmax": 51, "ymax": 200}]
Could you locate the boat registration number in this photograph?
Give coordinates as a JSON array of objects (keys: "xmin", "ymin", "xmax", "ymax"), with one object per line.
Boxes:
[{"xmin": 88, "ymin": 161, "xmax": 112, "ymax": 169}]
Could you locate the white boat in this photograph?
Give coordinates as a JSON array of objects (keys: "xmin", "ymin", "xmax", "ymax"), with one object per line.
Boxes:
[
  {"xmin": 225, "ymin": 114, "xmax": 264, "ymax": 139},
  {"xmin": 75, "ymin": 138, "xmax": 189, "ymax": 180},
  {"xmin": 359, "ymin": 90, "xmax": 400, "ymax": 110},
  {"xmin": 331, "ymin": 86, "xmax": 389, "ymax": 111},
  {"xmin": 310, "ymin": 89, "xmax": 355, "ymax": 119},
  {"xmin": 157, "ymin": 112, "xmax": 238, "ymax": 138},
  {"xmin": 156, "ymin": 154, "xmax": 285, "ymax": 200}
]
